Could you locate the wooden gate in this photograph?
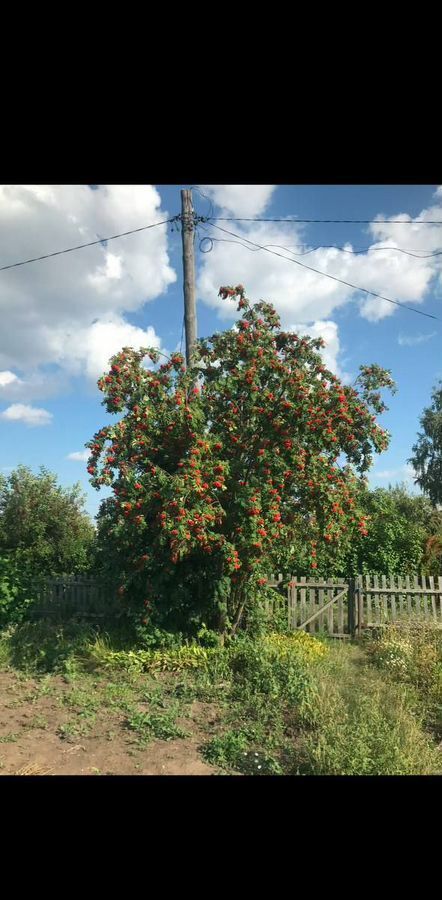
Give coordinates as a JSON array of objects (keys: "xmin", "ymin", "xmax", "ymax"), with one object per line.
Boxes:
[
  {"xmin": 266, "ymin": 573, "xmax": 442, "ymax": 638},
  {"xmin": 266, "ymin": 575, "xmax": 353, "ymax": 638}
]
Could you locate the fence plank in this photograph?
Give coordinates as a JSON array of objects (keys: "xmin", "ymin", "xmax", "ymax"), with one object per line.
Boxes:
[
  {"xmin": 405, "ymin": 574, "xmax": 412, "ymax": 616},
  {"xmin": 318, "ymin": 583, "xmax": 325, "ymax": 633},
  {"xmin": 398, "ymin": 574, "xmax": 404, "ymax": 618},
  {"xmin": 380, "ymin": 574, "xmax": 388, "ymax": 621},
  {"xmin": 373, "ymin": 574, "xmax": 381, "ymax": 623},
  {"xmin": 290, "ymin": 576, "xmax": 297, "ymax": 626},
  {"xmin": 327, "ymin": 581, "xmax": 335, "ymax": 635},
  {"xmin": 389, "ymin": 574, "xmax": 397, "ymax": 621},
  {"xmin": 429, "ymin": 575, "xmax": 437, "ymax": 622},
  {"xmin": 308, "ymin": 581, "xmax": 316, "ymax": 633},
  {"xmin": 299, "ymin": 577, "xmax": 307, "ymax": 630},
  {"xmin": 287, "ymin": 578, "xmax": 294, "ymax": 630},
  {"xmin": 413, "ymin": 574, "xmax": 420, "ymax": 617},
  {"xmin": 423, "ymin": 573, "xmax": 430, "ymax": 620},
  {"xmin": 338, "ymin": 584, "xmax": 344, "ymax": 634},
  {"xmin": 365, "ymin": 574, "xmax": 372, "ymax": 625},
  {"xmin": 354, "ymin": 577, "xmax": 359, "ymax": 637}
]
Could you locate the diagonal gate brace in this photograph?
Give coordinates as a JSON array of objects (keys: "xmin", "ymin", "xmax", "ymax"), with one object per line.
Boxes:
[{"xmin": 297, "ymin": 587, "xmax": 348, "ymax": 631}]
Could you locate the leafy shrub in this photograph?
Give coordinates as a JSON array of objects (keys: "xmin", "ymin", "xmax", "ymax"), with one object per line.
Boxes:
[
  {"xmin": 228, "ymin": 631, "xmax": 326, "ymax": 706},
  {"xmin": 6, "ymin": 620, "xmax": 98, "ymax": 674},
  {"xmin": 262, "ymin": 631, "xmax": 328, "ymax": 663},
  {"xmin": 90, "ymin": 643, "xmax": 215, "ymax": 674},
  {"xmin": 0, "ymin": 553, "xmax": 38, "ymax": 628}
]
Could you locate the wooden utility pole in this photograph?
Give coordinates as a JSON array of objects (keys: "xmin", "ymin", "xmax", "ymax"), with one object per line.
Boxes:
[{"xmin": 181, "ymin": 189, "xmax": 197, "ymax": 367}]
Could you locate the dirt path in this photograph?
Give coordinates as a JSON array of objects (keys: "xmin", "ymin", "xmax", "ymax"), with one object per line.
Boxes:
[{"xmin": 0, "ymin": 671, "xmax": 218, "ymax": 775}]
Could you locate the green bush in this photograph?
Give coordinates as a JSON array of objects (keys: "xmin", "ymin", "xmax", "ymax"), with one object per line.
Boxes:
[
  {"xmin": 0, "ymin": 553, "xmax": 39, "ymax": 629},
  {"xmin": 228, "ymin": 632, "xmax": 325, "ymax": 707},
  {"xmin": 5, "ymin": 620, "xmax": 98, "ymax": 674}
]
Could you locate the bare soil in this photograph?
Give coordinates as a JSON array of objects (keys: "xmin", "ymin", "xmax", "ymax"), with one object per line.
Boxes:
[{"xmin": 0, "ymin": 671, "xmax": 219, "ymax": 776}]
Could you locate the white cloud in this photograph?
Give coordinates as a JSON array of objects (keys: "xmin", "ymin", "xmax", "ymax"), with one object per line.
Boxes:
[
  {"xmin": 87, "ymin": 252, "xmax": 123, "ymax": 291},
  {"xmin": 0, "ymin": 185, "xmax": 176, "ymax": 385},
  {"xmin": 0, "ymin": 403, "xmax": 52, "ymax": 426},
  {"xmin": 398, "ymin": 331, "xmax": 437, "ymax": 346},
  {"xmin": 67, "ymin": 450, "xmax": 89, "ymax": 462},
  {"xmin": 0, "ymin": 369, "xmax": 67, "ymax": 402},
  {"xmin": 199, "ymin": 185, "xmax": 276, "ymax": 217},
  {"xmin": 289, "ymin": 320, "xmax": 345, "ymax": 378},
  {"xmin": 0, "ymin": 371, "xmax": 21, "ymax": 388},
  {"xmin": 197, "ymin": 187, "xmax": 442, "ymax": 334},
  {"xmin": 48, "ymin": 315, "xmax": 162, "ymax": 381},
  {"xmin": 372, "ymin": 464, "xmax": 415, "ymax": 482},
  {"xmin": 198, "ymin": 221, "xmax": 354, "ymax": 324}
]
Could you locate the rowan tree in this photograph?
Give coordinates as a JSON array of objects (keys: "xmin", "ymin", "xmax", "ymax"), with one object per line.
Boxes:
[{"xmin": 89, "ymin": 285, "xmax": 395, "ymax": 638}]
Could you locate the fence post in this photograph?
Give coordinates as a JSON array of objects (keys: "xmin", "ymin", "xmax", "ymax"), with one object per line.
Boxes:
[{"xmin": 348, "ymin": 577, "xmax": 356, "ymax": 639}]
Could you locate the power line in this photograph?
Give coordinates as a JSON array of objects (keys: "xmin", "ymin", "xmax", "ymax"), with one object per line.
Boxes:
[
  {"xmin": 291, "ymin": 244, "xmax": 442, "ymax": 259},
  {"xmin": 199, "ymin": 234, "xmax": 442, "ymax": 260},
  {"xmin": 189, "ymin": 186, "xmax": 214, "ymax": 221},
  {"xmin": 208, "ymin": 217, "xmax": 442, "ymax": 225},
  {"xmin": 205, "ymin": 222, "xmax": 440, "ymax": 321},
  {"xmin": 4, "ymin": 208, "xmax": 442, "ymax": 277},
  {"xmin": 0, "ymin": 217, "xmax": 178, "ymax": 273}
]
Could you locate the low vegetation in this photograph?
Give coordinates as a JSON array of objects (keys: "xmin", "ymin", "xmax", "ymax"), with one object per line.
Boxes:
[{"xmin": 0, "ymin": 617, "xmax": 440, "ymax": 775}]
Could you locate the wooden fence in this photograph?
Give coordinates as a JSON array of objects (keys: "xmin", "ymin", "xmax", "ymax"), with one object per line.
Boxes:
[
  {"xmin": 266, "ymin": 573, "xmax": 442, "ymax": 638},
  {"xmin": 30, "ymin": 572, "xmax": 442, "ymax": 636},
  {"xmin": 31, "ymin": 575, "xmax": 119, "ymax": 621}
]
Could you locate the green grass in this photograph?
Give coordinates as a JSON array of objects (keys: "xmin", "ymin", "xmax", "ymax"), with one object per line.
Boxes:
[
  {"xmin": 0, "ymin": 732, "xmax": 19, "ymax": 743},
  {"xmin": 57, "ymin": 718, "xmax": 96, "ymax": 741},
  {"xmin": 202, "ymin": 731, "xmax": 283, "ymax": 774},
  {"xmin": 23, "ymin": 714, "xmax": 48, "ymax": 730},
  {"xmin": 292, "ymin": 644, "xmax": 441, "ymax": 775},
  {"xmin": 125, "ymin": 707, "xmax": 189, "ymax": 746},
  {"xmin": 197, "ymin": 635, "xmax": 442, "ymax": 776}
]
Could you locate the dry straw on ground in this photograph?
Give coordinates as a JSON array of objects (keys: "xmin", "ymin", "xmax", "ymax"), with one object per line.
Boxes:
[{"xmin": 14, "ymin": 763, "xmax": 53, "ymax": 776}]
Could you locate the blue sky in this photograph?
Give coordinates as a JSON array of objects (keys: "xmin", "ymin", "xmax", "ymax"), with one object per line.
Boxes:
[{"xmin": 1, "ymin": 184, "xmax": 441, "ymax": 519}]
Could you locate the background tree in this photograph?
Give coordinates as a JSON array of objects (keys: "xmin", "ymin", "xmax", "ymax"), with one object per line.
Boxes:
[
  {"xmin": 409, "ymin": 381, "xmax": 442, "ymax": 507},
  {"xmin": 343, "ymin": 485, "xmax": 430, "ymax": 575},
  {"xmin": 89, "ymin": 285, "xmax": 395, "ymax": 639},
  {"xmin": 423, "ymin": 534, "xmax": 442, "ymax": 574},
  {"xmin": 272, "ymin": 484, "xmax": 441, "ymax": 577},
  {"xmin": 0, "ymin": 466, "xmax": 95, "ymax": 625}
]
